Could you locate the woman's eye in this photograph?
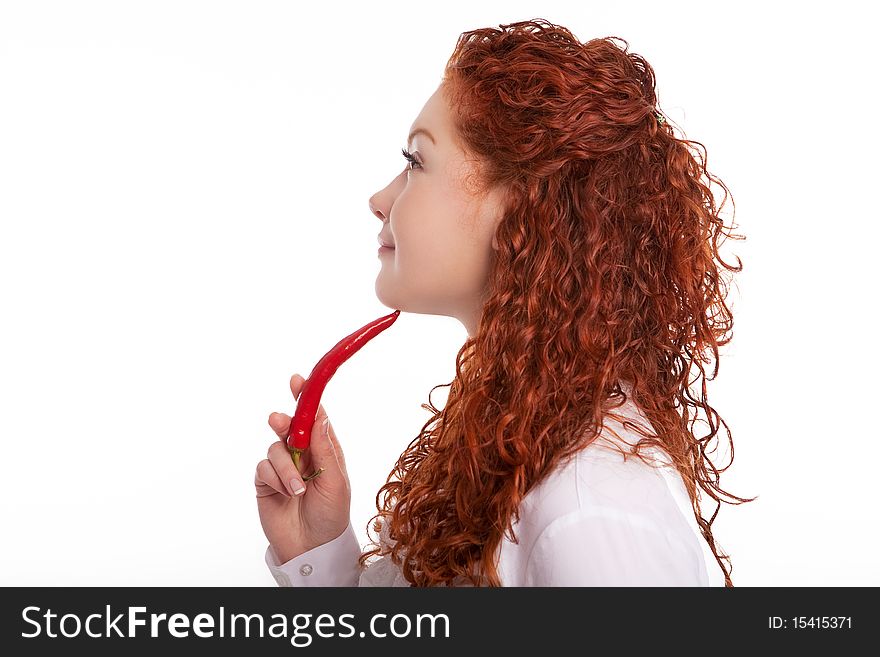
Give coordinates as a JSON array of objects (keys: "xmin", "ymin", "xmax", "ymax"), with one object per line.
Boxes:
[{"xmin": 400, "ymin": 147, "xmax": 422, "ymax": 171}]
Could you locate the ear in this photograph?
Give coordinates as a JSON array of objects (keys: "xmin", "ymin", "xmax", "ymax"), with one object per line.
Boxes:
[
  {"xmin": 491, "ymin": 209, "xmax": 504, "ymax": 251},
  {"xmin": 483, "ymin": 185, "xmax": 506, "ymax": 252}
]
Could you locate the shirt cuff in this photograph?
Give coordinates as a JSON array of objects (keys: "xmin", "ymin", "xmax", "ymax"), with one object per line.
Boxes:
[{"xmin": 265, "ymin": 520, "xmax": 363, "ymax": 587}]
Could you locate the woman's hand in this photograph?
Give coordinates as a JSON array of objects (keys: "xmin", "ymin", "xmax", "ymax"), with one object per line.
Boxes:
[{"xmin": 255, "ymin": 373, "xmax": 352, "ymax": 564}]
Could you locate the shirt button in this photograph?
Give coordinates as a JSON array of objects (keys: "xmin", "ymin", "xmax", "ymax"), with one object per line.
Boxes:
[{"xmin": 299, "ymin": 564, "xmax": 313, "ymax": 576}]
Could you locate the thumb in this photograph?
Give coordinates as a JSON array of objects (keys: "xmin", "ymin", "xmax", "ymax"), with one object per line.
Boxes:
[{"xmin": 306, "ymin": 413, "xmax": 343, "ymax": 478}]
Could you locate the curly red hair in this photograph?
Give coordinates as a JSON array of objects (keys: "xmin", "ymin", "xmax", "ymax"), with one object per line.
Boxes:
[{"xmin": 359, "ymin": 18, "xmax": 755, "ymax": 587}]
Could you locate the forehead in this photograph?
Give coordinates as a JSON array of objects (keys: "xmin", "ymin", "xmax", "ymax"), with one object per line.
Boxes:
[
  {"xmin": 406, "ymin": 85, "xmax": 488, "ymax": 195},
  {"xmin": 408, "ymin": 86, "xmax": 448, "ymax": 148}
]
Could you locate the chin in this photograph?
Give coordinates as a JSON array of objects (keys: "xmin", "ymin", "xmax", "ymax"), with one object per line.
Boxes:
[{"xmin": 374, "ymin": 282, "xmax": 400, "ymax": 312}]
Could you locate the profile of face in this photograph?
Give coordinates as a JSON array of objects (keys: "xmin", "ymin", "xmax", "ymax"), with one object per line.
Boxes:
[{"xmin": 368, "ymin": 83, "xmax": 506, "ymax": 338}]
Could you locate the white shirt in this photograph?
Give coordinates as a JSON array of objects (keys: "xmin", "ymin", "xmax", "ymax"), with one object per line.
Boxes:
[{"xmin": 265, "ymin": 384, "xmax": 725, "ymax": 587}]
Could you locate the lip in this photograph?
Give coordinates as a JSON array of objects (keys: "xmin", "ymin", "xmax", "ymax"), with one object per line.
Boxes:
[{"xmin": 377, "ymin": 236, "xmax": 396, "ymax": 249}]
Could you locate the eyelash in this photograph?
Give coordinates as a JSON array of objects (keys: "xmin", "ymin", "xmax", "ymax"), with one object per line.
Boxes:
[{"xmin": 400, "ymin": 147, "xmax": 422, "ymax": 171}]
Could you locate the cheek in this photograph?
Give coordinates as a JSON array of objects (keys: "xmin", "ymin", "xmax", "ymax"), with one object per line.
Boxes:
[
  {"xmin": 416, "ymin": 241, "xmax": 492, "ymax": 294},
  {"xmin": 394, "ymin": 188, "xmax": 493, "ymax": 279}
]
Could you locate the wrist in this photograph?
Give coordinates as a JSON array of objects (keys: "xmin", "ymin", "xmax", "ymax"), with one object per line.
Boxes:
[{"xmin": 271, "ymin": 540, "xmax": 308, "ymax": 565}]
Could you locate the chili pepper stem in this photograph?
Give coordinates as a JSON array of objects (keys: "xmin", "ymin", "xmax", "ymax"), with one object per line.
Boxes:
[
  {"xmin": 288, "ymin": 446, "xmax": 325, "ymax": 482},
  {"xmin": 303, "ymin": 467, "xmax": 325, "ymax": 482},
  {"xmin": 290, "ymin": 447, "xmax": 302, "ymax": 470}
]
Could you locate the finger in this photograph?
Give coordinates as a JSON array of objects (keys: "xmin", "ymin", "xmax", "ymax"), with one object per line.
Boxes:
[
  {"xmin": 268, "ymin": 410, "xmax": 326, "ymax": 459},
  {"xmin": 269, "ymin": 410, "xmax": 335, "ymax": 479},
  {"xmin": 323, "ymin": 418, "xmax": 347, "ymax": 478},
  {"xmin": 290, "ymin": 373, "xmax": 328, "ymax": 417},
  {"xmin": 290, "ymin": 373, "xmax": 306, "ymax": 400},
  {"xmin": 268, "ymin": 411, "xmax": 291, "ymax": 439},
  {"xmin": 267, "ymin": 441, "xmax": 307, "ymax": 497},
  {"xmin": 303, "ymin": 412, "xmax": 346, "ymax": 480},
  {"xmin": 268, "ymin": 408, "xmax": 320, "ymax": 441},
  {"xmin": 254, "ymin": 459, "xmax": 288, "ymax": 497}
]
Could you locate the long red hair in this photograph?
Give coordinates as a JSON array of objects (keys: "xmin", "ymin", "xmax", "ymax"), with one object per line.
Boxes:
[{"xmin": 359, "ymin": 18, "xmax": 755, "ymax": 587}]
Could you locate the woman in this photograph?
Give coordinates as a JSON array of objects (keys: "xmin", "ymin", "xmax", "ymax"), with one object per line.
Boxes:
[{"xmin": 256, "ymin": 19, "xmax": 754, "ymax": 587}]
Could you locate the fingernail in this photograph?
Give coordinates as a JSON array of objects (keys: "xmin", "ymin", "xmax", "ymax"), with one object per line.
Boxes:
[
  {"xmin": 322, "ymin": 417, "xmax": 329, "ymax": 437},
  {"xmin": 291, "ymin": 479, "xmax": 306, "ymax": 496}
]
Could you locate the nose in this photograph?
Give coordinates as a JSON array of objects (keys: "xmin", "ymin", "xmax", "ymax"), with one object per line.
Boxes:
[
  {"xmin": 369, "ymin": 200, "xmax": 385, "ymax": 221},
  {"xmin": 369, "ymin": 166, "xmax": 406, "ymax": 224},
  {"xmin": 368, "ymin": 194, "xmax": 388, "ymax": 224}
]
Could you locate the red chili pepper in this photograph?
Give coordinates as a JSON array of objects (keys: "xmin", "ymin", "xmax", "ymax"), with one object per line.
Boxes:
[{"xmin": 287, "ymin": 309, "xmax": 401, "ymax": 477}]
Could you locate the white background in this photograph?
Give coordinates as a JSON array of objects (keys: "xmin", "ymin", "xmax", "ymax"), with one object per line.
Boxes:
[{"xmin": 1, "ymin": 0, "xmax": 876, "ymax": 586}]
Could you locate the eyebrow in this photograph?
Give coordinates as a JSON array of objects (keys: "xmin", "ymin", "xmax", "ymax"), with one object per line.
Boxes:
[{"xmin": 407, "ymin": 127, "xmax": 436, "ymax": 149}]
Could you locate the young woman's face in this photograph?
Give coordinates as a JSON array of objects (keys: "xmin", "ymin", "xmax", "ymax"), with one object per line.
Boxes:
[{"xmin": 368, "ymin": 83, "xmax": 506, "ymax": 337}]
